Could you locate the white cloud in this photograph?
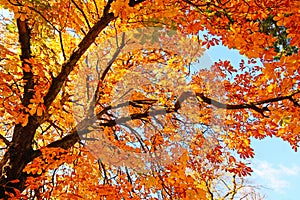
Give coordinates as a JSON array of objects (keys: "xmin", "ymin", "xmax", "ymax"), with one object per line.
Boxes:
[
  {"xmin": 252, "ymin": 160, "xmax": 300, "ymax": 194},
  {"xmin": 278, "ymin": 165, "xmax": 300, "ymax": 176}
]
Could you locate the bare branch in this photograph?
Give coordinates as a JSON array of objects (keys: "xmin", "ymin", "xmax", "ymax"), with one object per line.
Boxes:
[
  {"xmin": 59, "ymin": 32, "xmax": 66, "ymax": 61},
  {"xmin": 43, "ymin": 9, "xmax": 116, "ymax": 109},
  {"xmin": 92, "ymin": 0, "xmax": 100, "ymax": 19},
  {"xmin": 37, "ymin": 89, "xmax": 300, "ymax": 157},
  {"xmin": 100, "ymin": 32, "xmax": 126, "ymax": 82},
  {"xmin": 71, "ymin": 0, "xmax": 91, "ymax": 29},
  {"xmin": 196, "ymin": 90, "xmax": 300, "ymax": 117}
]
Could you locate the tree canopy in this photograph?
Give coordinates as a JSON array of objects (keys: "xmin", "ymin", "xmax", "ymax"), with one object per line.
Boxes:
[{"xmin": 0, "ymin": 0, "xmax": 299, "ymax": 199}]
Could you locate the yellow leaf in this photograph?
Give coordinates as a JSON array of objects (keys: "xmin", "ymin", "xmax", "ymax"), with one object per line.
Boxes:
[
  {"xmin": 21, "ymin": 115, "xmax": 28, "ymax": 127},
  {"xmin": 267, "ymin": 83, "xmax": 276, "ymax": 93},
  {"xmin": 36, "ymin": 106, "xmax": 43, "ymax": 116},
  {"xmin": 29, "ymin": 107, "xmax": 36, "ymax": 116},
  {"xmin": 37, "ymin": 168, "xmax": 42, "ymax": 175}
]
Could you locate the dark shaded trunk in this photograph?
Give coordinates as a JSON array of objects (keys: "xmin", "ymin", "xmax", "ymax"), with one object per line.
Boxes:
[{"xmin": 0, "ymin": 11, "xmax": 115, "ymax": 198}]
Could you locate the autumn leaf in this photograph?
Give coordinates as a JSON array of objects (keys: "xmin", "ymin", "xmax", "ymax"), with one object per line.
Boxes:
[{"xmin": 0, "ymin": 0, "xmax": 299, "ymax": 199}]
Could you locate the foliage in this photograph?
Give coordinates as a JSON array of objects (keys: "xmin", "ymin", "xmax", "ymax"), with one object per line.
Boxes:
[{"xmin": 0, "ymin": 0, "xmax": 299, "ymax": 199}]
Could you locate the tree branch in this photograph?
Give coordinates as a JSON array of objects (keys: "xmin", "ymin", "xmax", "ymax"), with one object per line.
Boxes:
[
  {"xmin": 196, "ymin": 90, "xmax": 300, "ymax": 117},
  {"xmin": 0, "ymin": 18, "xmax": 39, "ymax": 199},
  {"xmin": 71, "ymin": 0, "xmax": 91, "ymax": 29},
  {"xmin": 17, "ymin": 19, "xmax": 34, "ymax": 107},
  {"xmin": 43, "ymin": 7, "xmax": 116, "ymax": 109},
  {"xmin": 100, "ymin": 32, "xmax": 126, "ymax": 82},
  {"xmin": 36, "ymin": 89, "xmax": 300, "ymax": 158},
  {"xmin": 0, "ymin": 2, "xmax": 116, "ymax": 198}
]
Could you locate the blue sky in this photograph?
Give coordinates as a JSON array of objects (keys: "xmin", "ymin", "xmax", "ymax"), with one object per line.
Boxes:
[
  {"xmin": 197, "ymin": 44, "xmax": 300, "ymax": 200},
  {"xmin": 251, "ymin": 138, "xmax": 300, "ymax": 200}
]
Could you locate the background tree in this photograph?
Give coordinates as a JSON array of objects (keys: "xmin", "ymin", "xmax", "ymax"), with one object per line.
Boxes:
[{"xmin": 0, "ymin": 0, "xmax": 299, "ymax": 199}]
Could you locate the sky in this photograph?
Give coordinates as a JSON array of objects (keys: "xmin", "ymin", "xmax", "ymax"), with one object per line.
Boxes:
[
  {"xmin": 251, "ymin": 138, "xmax": 300, "ymax": 200},
  {"xmin": 197, "ymin": 44, "xmax": 300, "ymax": 200}
]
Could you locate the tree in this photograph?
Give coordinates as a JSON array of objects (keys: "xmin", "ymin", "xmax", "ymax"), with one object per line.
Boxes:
[{"xmin": 0, "ymin": 0, "xmax": 299, "ymax": 199}]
